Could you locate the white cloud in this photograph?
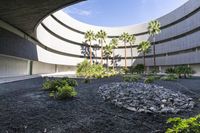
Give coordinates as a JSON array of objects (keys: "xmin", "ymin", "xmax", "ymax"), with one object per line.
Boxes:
[{"xmin": 66, "ymin": 8, "xmax": 92, "ymax": 16}]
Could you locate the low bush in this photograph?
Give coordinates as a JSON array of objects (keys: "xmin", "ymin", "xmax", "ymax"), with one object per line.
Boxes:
[
  {"xmin": 76, "ymin": 59, "xmax": 116, "ymax": 78},
  {"xmin": 55, "ymin": 85, "xmax": 77, "ymax": 100},
  {"xmin": 42, "ymin": 79, "xmax": 61, "ymax": 92},
  {"xmin": 62, "ymin": 77, "xmax": 78, "ymax": 87},
  {"xmin": 83, "ymin": 78, "xmax": 91, "ymax": 84},
  {"xmin": 123, "ymin": 74, "xmax": 141, "ymax": 82},
  {"xmin": 166, "ymin": 114, "xmax": 200, "ymax": 133},
  {"xmin": 122, "ymin": 67, "xmax": 130, "ymax": 74},
  {"xmin": 165, "ymin": 67, "xmax": 176, "ymax": 74},
  {"xmin": 144, "ymin": 76, "xmax": 156, "ymax": 84},
  {"xmin": 42, "ymin": 78, "xmax": 78, "ymax": 100},
  {"xmin": 130, "ymin": 64, "xmax": 144, "ymax": 74},
  {"xmin": 42, "ymin": 79, "xmax": 52, "ymax": 90},
  {"xmin": 161, "ymin": 74, "xmax": 178, "ymax": 81},
  {"xmin": 175, "ymin": 66, "xmax": 194, "ymax": 78}
]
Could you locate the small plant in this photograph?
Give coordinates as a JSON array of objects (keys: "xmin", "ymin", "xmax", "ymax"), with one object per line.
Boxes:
[
  {"xmin": 122, "ymin": 67, "xmax": 130, "ymax": 74},
  {"xmin": 43, "ymin": 79, "xmax": 61, "ymax": 91},
  {"xmin": 151, "ymin": 68, "xmax": 159, "ymax": 74},
  {"xmin": 123, "ymin": 74, "xmax": 141, "ymax": 82},
  {"xmin": 165, "ymin": 67, "xmax": 176, "ymax": 74},
  {"xmin": 175, "ymin": 66, "xmax": 194, "ymax": 78},
  {"xmin": 55, "ymin": 85, "xmax": 77, "ymax": 100},
  {"xmin": 161, "ymin": 74, "xmax": 178, "ymax": 81},
  {"xmin": 144, "ymin": 76, "xmax": 155, "ymax": 84},
  {"xmin": 42, "ymin": 78, "xmax": 78, "ymax": 100},
  {"xmin": 83, "ymin": 78, "xmax": 91, "ymax": 84},
  {"xmin": 49, "ymin": 92, "xmax": 55, "ymax": 97},
  {"xmin": 130, "ymin": 64, "xmax": 144, "ymax": 74},
  {"xmin": 166, "ymin": 114, "xmax": 200, "ymax": 133},
  {"xmin": 76, "ymin": 59, "xmax": 115, "ymax": 78},
  {"xmin": 42, "ymin": 79, "xmax": 52, "ymax": 90},
  {"xmin": 62, "ymin": 77, "xmax": 78, "ymax": 87}
]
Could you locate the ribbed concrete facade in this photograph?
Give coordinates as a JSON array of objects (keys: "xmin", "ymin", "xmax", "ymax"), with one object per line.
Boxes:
[{"xmin": 1, "ymin": 0, "xmax": 200, "ymax": 77}]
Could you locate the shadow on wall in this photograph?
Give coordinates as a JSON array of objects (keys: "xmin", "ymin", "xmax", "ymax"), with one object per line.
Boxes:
[
  {"xmin": 80, "ymin": 41, "xmax": 96, "ymax": 60},
  {"xmin": 111, "ymin": 54, "xmax": 122, "ymax": 68},
  {"xmin": 0, "ymin": 28, "xmax": 38, "ymax": 60}
]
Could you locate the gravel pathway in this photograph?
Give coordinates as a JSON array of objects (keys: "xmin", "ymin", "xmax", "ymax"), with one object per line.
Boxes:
[{"xmin": 0, "ymin": 76, "xmax": 199, "ymax": 133}]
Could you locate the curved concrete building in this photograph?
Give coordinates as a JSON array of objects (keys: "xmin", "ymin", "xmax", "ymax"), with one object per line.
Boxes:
[{"xmin": 1, "ymin": 0, "xmax": 200, "ymax": 77}]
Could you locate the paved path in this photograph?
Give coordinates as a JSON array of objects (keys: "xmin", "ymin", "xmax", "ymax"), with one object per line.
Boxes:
[{"xmin": 0, "ymin": 72, "xmax": 76, "ymax": 84}]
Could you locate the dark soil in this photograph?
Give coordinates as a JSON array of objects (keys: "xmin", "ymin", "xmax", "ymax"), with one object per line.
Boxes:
[{"xmin": 0, "ymin": 76, "xmax": 199, "ymax": 133}]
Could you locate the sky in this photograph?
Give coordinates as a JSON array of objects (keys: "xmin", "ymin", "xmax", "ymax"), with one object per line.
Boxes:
[{"xmin": 63, "ymin": 0, "xmax": 189, "ymax": 27}]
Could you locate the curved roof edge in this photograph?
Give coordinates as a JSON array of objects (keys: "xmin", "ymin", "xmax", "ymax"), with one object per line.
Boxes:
[{"xmin": 51, "ymin": 0, "xmax": 197, "ymax": 36}]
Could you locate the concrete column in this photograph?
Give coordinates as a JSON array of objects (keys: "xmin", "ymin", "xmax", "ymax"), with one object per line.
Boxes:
[
  {"xmin": 55, "ymin": 64, "xmax": 58, "ymax": 73},
  {"xmin": 147, "ymin": 66, "xmax": 150, "ymax": 72},
  {"xmin": 27, "ymin": 60, "xmax": 33, "ymax": 75},
  {"xmin": 159, "ymin": 66, "xmax": 162, "ymax": 73}
]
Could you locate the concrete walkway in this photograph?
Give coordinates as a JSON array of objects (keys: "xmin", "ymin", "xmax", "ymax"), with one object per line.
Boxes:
[{"xmin": 0, "ymin": 72, "xmax": 76, "ymax": 84}]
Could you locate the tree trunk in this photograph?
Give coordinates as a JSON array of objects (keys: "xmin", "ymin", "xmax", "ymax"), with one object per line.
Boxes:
[
  {"xmin": 153, "ymin": 36, "xmax": 156, "ymax": 70},
  {"xmin": 125, "ymin": 42, "xmax": 127, "ymax": 68},
  {"xmin": 131, "ymin": 44, "xmax": 133, "ymax": 65},
  {"xmin": 144, "ymin": 52, "xmax": 146, "ymax": 73},
  {"xmin": 113, "ymin": 50, "xmax": 115, "ymax": 70},
  {"xmin": 95, "ymin": 46, "xmax": 97, "ymax": 63},
  {"xmin": 90, "ymin": 41, "xmax": 92, "ymax": 65},
  {"xmin": 107, "ymin": 57, "xmax": 109, "ymax": 69},
  {"xmin": 101, "ymin": 40, "xmax": 103, "ymax": 65}
]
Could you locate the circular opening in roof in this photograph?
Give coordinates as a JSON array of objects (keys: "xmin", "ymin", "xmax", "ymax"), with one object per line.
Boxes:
[{"xmin": 63, "ymin": 0, "xmax": 188, "ymax": 27}]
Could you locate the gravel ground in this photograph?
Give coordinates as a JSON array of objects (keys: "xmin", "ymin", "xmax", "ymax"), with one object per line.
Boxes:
[{"xmin": 0, "ymin": 76, "xmax": 199, "ymax": 133}]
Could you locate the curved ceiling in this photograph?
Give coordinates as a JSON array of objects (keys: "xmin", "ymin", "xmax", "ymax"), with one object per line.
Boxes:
[
  {"xmin": 0, "ymin": 0, "xmax": 83, "ymax": 38},
  {"xmin": 63, "ymin": 0, "xmax": 189, "ymax": 27}
]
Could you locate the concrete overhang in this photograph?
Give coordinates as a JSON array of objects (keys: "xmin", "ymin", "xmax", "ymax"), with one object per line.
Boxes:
[{"xmin": 0, "ymin": 0, "xmax": 84, "ymax": 38}]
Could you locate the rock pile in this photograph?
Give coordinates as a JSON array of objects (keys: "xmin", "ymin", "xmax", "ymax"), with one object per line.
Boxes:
[{"xmin": 98, "ymin": 82, "xmax": 194, "ymax": 113}]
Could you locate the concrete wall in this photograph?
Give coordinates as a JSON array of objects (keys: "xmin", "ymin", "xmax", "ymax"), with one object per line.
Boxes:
[
  {"xmin": 1, "ymin": 0, "xmax": 200, "ymax": 77},
  {"xmin": 0, "ymin": 55, "xmax": 28, "ymax": 77},
  {"xmin": 36, "ymin": 0, "xmax": 200, "ymax": 68},
  {"xmin": 32, "ymin": 61, "xmax": 56, "ymax": 75},
  {"xmin": 0, "ymin": 54, "xmax": 77, "ymax": 78}
]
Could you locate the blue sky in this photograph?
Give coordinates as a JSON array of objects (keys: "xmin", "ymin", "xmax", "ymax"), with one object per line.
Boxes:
[{"xmin": 63, "ymin": 0, "xmax": 188, "ymax": 27}]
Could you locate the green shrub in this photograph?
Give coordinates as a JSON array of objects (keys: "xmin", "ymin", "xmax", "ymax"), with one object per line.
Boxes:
[
  {"xmin": 49, "ymin": 92, "xmax": 55, "ymax": 97},
  {"xmin": 76, "ymin": 59, "xmax": 117, "ymax": 78},
  {"xmin": 144, "ymin": 76, "xmax": 155, "ymax": 84},
  {"xmin": 83, "ymin": 78, "xmax": 91, "ymax": 84},
  {"xmin": 43, "ymin": 79, "xmax": 62, "ymax": 91},
  {"xmin": 123, "ymin": 74, "xmax": 141, "ymax": 82},
  {"xmin": 76, "ymin": 59, "xmax": 91, "ymax": 77},
  {"xmin": 122, "ymin": 67, "xmax": 130, "ymax": 74},
  {"xmin": 165, "ymin": 67, "xmax": 176, "ymax": 74},
  {"xmin": 130, "ymin": 64, "xmax": 144, "ymax": 74},
  {"xmin": 55, "ymin": 85, "xmax": 77, "ymax": 100},
  {"xmin": 166, "ymin": 114, "xmax": 200, "ymax": 133},
  {"xmin": 151, "ymin": 68, "xmax": 159, "ymax": 74},
  {"xmin": 175, "ymin": 66, "xmax": 194, "ymax": 78},
  {"xmin": 42, "ymin": 78, "xmax": 78, "ymax": 100},
  {"xmin": 62, "ymin": 77, "xmax": 78, "ymax": 87},
  {"xmin": 42, "ymin": 79, "xmax": 52, "ymax": 90},
  {"xmin": 161, "ymin": 74, "xmax": 178, "ymax": 81}
]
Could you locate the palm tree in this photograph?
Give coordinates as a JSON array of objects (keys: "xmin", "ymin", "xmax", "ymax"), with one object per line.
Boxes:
[
  {"xmin": 110, "ymin": 38, "xmax": 118, "ymax": 70},
  {"xmin": 85, "ymin": 30, "xmax": 96, "ymax": 65},
  {"xmin": 128, "ymin": 34, "xmax": 136, "ymax": 65},
  {"xmin": 96, "ymin": 30, "xmax": 107, "ymax": 65},
  {"xmin": 120, "ymin": 32, "xmax": 129, "ymax": 68},
  {"xmin": 148, "ymin": 20, "xmax": 161, "ymax": 70},
  {"xmin": 103, "ymin": 44, "xmax": 113, "ymax": 68},
  {"xmin": 137, "ymin": 41, "xmax": 151, "ymax": 72}
]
